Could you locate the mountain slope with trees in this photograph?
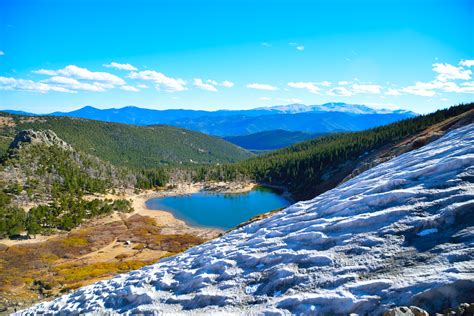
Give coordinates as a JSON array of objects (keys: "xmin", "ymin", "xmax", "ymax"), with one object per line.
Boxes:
[
  {"xmin": 0, "ymin": 129, "xmax": 136, "ymax": 238},
  {"xmin": 0, "ymin": 113, "xmax": 252, "ymax": 168}
]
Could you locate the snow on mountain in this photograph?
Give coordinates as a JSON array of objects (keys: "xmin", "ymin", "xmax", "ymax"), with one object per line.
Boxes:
[
  {"xmin": 20, "ymin": 124, "xmax": 474, "ymax": 315},
  {"xmin": 256, "ymin": 102, "xmax": 415, "ymax": 115}
]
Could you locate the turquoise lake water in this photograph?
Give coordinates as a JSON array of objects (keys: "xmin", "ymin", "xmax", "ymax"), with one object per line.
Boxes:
[{"xmin": 145, "ymin": 187, "xmax": 291, "ymax": 230}]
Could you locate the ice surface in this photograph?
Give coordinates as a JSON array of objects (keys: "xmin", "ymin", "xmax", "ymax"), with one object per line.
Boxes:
[{"xmin": 19, "ymin": 124, "xmax": 474, "ymax": 315}]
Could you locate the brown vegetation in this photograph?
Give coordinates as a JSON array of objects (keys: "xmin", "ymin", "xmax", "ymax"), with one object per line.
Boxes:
[{"xmin": 0, "ymin": 213, "xmax": 207, "ymax": 312}]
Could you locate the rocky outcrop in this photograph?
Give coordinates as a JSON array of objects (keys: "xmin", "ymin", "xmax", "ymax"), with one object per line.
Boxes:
[
  {"xmin": 383, "ymin": 303, "xmax": 474, "ymax": 316},
  {"xmin": 383, "ymin": 306, "xmax": 429, "ymax": 316},
  {"xmin": 8, "ymin": 129, "xmax": 72, "ymax": 152}
]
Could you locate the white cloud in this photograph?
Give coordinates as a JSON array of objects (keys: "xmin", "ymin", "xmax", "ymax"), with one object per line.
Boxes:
[
  {"xmin": 5, "ymin": 65, "xmax": 128, "ymax": 93},
  {"xmin": 33, "ymin": 69, "xmax": 58, "ymax": 76},
  {"xmin": 385, "ymin": 88, "xmax": 402, "ymax": 96},
  {"xmin": 352, "ymin": 84, "xmax": 381, "ymax": 94},
  {"xmin": 432, "ymin": 63, "xmax": 471, "ymax": 81},
  {"xmin": 193, "ymin": 78, "xmax": 218, "ymax": 92},
  {"xmin": 136, "ymin": 84, "xmax": 149, "ymax": 89},
  {"xmin": 221, "ymin": 80, "xmax": 234, "ymax": 88},
  {"xmin": 281, "ymin": 98, "xmax": 302, "ymax": 103},
  {"xmin": 327, "ymin": 87, "xmax": 352, "ymax": 96},
  {"xmin": 287, "ymin": 82, "xmax": 320, "ymax": 94},
  {"xmin": 259, "ymin": 97, "xmax": 271, "ymax": 101},
  {"xmin": 392, "ymin": 60, "xmax": 474, "ymax": 97},
  {"xmin": 459, "ymin": 81, "xmax": 474, "ymax": 93},
  {"xmin": 317, "ymin": 81, "xmax": 332, "ymax": 87},
  {"xmin": 289, "ymin": 42, "xmax": 304, "ymax": 51},
  {"xmin": 460, "ymin": 60, "xmax": 474, "ymax": 67},
  {"xmin": 247, "ymin": 83, "xmax": 278, "ymax": 91},
  {"xmin": 34, "ymin": 65, "xmax": 125, "ymax": 85},
  {"xmin": 59, "ymin": 65, "xmax": 125, "ymax": 84},
  {"xmin": 42, "ymin": 76, "xmax": 109, "ymax": 92},
  {"xmin": 0, "ymin": 51, "xmax": 4, "ymax": 56},
  {"xmin": 128, "ymin": 70, "xmax": 187, "ymax": 92},
  {"xmin": 103, "ymin": 62, "xmax": 137, "ymax": 71},
  {"xmin": 401, "ymin": 80, "xmax": 474, "ymax": 96},
  {"xmin": 0, "ymin": 76, "xmax": 75, "ymax": 93},
  {"xmin": 338, "ymin": 81, "xmax": 350, "ymax": 85},
  {"xmin": 261, "ymin": 42, "xmax": 271, "ymax": 47},
  {"xmin": 401, "ymin": 81, "xmax": 437, "ymax": 97},
  {"xmin": 46, "ymin": 76, "xmax": 82, "ymax": 85},
  {"xmin": 121, "ymin": 85, "xmax": 140, "ymax": 92},
  {"xmin": 198, "ymin": 79, "xmax": 234, "ymax": 90}
]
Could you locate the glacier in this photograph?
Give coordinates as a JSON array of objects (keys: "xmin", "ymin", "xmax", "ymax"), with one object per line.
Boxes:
[{"xmin": 19, "ymin": 124, "xmax": 474, "ymax": 315}]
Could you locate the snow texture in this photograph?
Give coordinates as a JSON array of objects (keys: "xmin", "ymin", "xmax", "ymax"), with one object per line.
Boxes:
[{"xmin": 19, "ymin": 124, "xmax": 474, "ymax": 315}]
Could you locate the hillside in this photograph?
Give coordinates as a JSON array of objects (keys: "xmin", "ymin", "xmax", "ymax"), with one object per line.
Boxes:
[
  {"xmin": 204, "ymin": 103, "xmax": 474, "ymax": 200},
  {"xmin": 3, "ymin": 103, "xmax": 416, "ymax": 136},
  {"xmin": 0, "ymin": 130, "xmax": 219, "ymax": 310},
  {"xmin": 0, "ymin": 113, "xmax": 252, "ymax": 168},
  {"xmin": 0, "ymin": 129, "xmax": 136, "ymax": 238},
  {"xmin": 20, "ymin": 122, "xmax": 474, "ymax": 315},
  {"xmin": 224, "ymin": 130, "xmax": 323, "ymax": 151}
]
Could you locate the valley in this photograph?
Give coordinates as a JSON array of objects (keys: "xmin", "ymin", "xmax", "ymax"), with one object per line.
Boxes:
[
  {"xmin": 0, "ymin": 182, "xmax": 258, "ymax": 312},
  {"xmin": 0, "ymin": 102, "xmax": 472, "ymax": 314},
  {"xmin": 2, "ymin": 2, "xmax": 473, "ymax": 314},
  {"xmin": 19, "ymin": 112, "xmax": 474, "ymax": 315}
]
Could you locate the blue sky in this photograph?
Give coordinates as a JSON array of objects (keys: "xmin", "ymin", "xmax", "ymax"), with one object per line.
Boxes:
[{"xmin": 0, "ymin": 0, "xmax": 473, "ymax": 113}]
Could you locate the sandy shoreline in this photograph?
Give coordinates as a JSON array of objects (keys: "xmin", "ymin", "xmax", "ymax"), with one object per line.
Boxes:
[{"xmin": 0, "ymin": 181, "xmax": 257, "ymax": 246}]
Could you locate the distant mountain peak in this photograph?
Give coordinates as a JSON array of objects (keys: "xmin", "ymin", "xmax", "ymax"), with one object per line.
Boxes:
[
  {"xmin": 80, "ymin": 105, "xmax": 98, "ymax": 110},
  {"xmin": 255, "ymin": 102, "xmax": 408, "ymax": 115}
]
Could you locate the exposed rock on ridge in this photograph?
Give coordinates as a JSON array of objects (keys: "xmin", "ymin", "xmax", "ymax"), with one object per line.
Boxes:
[{"xmin": 8, "ymin": 129, "xmax": 72, "ymax": 152}]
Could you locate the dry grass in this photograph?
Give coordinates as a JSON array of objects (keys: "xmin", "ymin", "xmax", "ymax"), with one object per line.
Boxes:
[{"xmin": 0, "ymin": 213, "xmax": 207, "ymax": 312}]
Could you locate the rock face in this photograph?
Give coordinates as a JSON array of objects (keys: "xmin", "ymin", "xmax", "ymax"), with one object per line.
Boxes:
[
  {"xmin": 383, "ymin": 306, "xmax": 429, "ymax": 316},
  {"xmin": 19, "ymin": 124, "xmax": 474, "ymax": 315},
  {"xmin": 8, "ymin": 129, "xmax": 72, "ymax": 152}
]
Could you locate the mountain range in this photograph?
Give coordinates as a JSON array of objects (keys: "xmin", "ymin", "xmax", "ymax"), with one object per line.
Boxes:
[{"xmin": 2, "ymin": 103, "xmax": 416, "ymax": 136}]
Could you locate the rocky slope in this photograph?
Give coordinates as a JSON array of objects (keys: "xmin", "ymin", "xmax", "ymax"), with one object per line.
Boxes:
[
  {"xmin": 20, "ymin": 124, "xmax": 474, "ymax": 315},
  {"xmin": 1, "ymin": 129, "xmax": 135, "ymax": 208},
  {"xmin": 7, "ymin": 129, "xmax": 72, "ymax": 152}
]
